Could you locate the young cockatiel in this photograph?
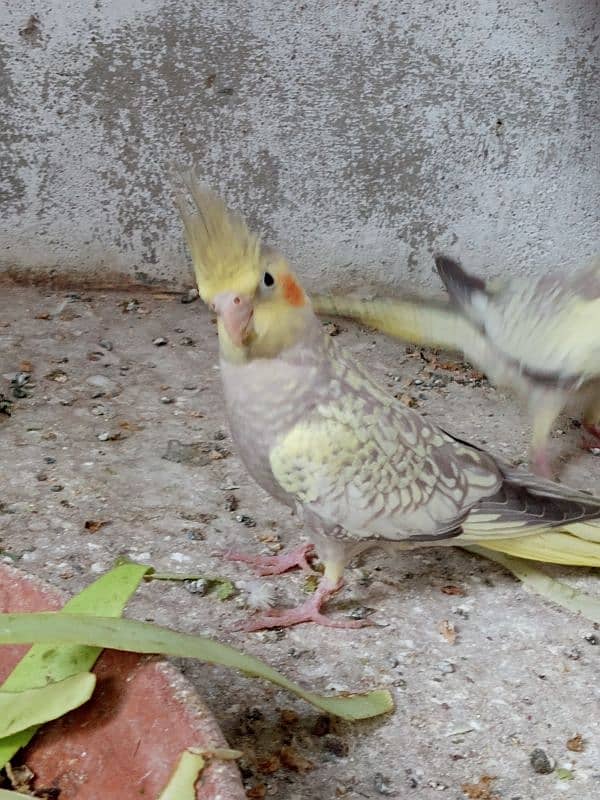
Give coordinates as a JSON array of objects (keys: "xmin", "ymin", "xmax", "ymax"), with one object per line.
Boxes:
[
  {"xmin": 313, "ymin": 255, "xmax": 600, "ymax": 478},
  {"xmin": 176, "ymin": 174, "xmax": 600, "ymax": 631}
]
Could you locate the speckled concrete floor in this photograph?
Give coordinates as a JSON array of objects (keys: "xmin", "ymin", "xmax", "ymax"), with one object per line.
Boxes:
[{"xmin": 1, "ymin": 286, "xmax": 599, "ymax": 800}]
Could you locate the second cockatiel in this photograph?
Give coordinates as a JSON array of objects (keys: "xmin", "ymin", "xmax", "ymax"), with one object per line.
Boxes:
[
  {"xmin": 313, "ymin": 255, "xmax": 600, "ymax": 477},
  {"xmin": 177, "ymin": 174, "xmax": 600, "ymax": 630}
]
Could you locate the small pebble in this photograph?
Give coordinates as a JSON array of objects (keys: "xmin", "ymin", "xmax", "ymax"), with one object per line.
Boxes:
[
  {"xmin": 184, "ymin": 579, "xmax": 209, "ymax": 595},
  {"xmin": 323, "ymin": 321, "xmax": 341, "ymax": 336},
  {"xmin": 46, "ymin": 369, "xmax": 68, "ymax": 383},
  {"xmin": 373, "ymin": 773, "xmax": 395, "ymax": 795},
  {"xmin": 311, "ymin": 715, "xmax": 331, "ymax": 737},
  {"xmin": 453, "ymin": 606, "xmax": 470, "ymax": 619},
  {"xmin": 170, "ymin": 551, "xmax": 192, "ymax": 564},
  {"xmin": 584, "ymin": 634, "xmax": 599, "ymax": 645},
  {"xmin": 183, "ymin": 383, "xmax": 198, "ymax": 391},
  {"xmin": 181, "ymin": 288, "xmax": 199, "ymax": 304},
  {"xmin": 97, "ymin": 431, "xmax": 122, "ymax": 442},
  {"xmin": 86, "ymin": 374, "xmax": 121, "ymax": 398},
  {"xmin": 235, "ymin": 514, "xmax": 256, "ymax": 528},
  {"xmin": 153, "ymin": 337, "xmax": 168, "ymax": 346},
  {"xmin": 225, "ymin": 493, "xmax": 239, "ymax": 512},
  {"xmin": 355, "ymin": 568, "xmax": 372, "ymax": 586},
  {"xmin": 36, "ymin": 472, "xmax": 48, "ymax": 482},
  {"xmin": 50, "ymin": 484, "xmax": 63, "ymax": 492},
  {"xmin": 184, "ymin": 528, "xmax": 205, "ymax": 541},
  {"xmin": 11, "ymin": 372, "xmax": 32, "ymax": 398},
  {"xmin": 323, "ymin": 736, "xmax": 348, "ymax": 758},
  {"xmin": 0, "ymin": 393, "xmax": 14, "ymax": 415},
  {"xmin": 160, "ymin": 396, "xmax": 174, "ymax": 405},
  {"xmin": 530, "ymin": 748, "xmax": 554, "ymax": 774},
  {"xmin": 348, "ymin": 606, "xmax": 371, "ymax": 620},
  {"xmin": 180, "ymin": 337, "xmax": 195, "ymax": 346},
  {"xmin": 436, "ymin": 660, "xmax": 455, "ymax": 674},
  {"xmin": 99, "ymin": 339, "xmax": 113, "ymax": 351},
  {"xmin": 258, "ymin": 629, "xmax": 286, "ymax": 643},
  {"xmin": 44, "ymin": 457, "xmax": 56, "ymax": 464}
]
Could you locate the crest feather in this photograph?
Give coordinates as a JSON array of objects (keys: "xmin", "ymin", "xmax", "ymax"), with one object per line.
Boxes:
[{"xmin": 175, "ymin": 169, "xmax": 262, "ymax": 301}]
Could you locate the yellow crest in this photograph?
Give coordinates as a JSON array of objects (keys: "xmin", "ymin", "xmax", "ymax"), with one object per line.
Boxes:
[{"xmin": 175, "ymin": 169, "xmax": 262, "ymax": 302}]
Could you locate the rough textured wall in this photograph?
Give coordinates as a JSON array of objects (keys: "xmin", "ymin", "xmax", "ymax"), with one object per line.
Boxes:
[{"xmin": 1, "ymin": 1, "xmax": 598, "ymax": 291}]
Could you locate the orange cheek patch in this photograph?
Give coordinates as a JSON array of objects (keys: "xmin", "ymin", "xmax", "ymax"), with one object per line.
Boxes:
[{"xmin": 281, "ymin": 274, "xmax": 305, "ymax": 307}]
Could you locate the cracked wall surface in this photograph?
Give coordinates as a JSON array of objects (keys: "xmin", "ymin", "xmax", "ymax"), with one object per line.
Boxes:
[{"xmin": 1, "ymin": 0, "xmax": 598, "ymax": 290}]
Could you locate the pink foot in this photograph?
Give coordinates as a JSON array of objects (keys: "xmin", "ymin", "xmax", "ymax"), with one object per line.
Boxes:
[
  {"xmin": 581, "ymin": 421, "xmax": 600, "ymax": 453},
  {"xmin": 218, "ymin": 543, "xmax": 316, "ymax": 576},
  {"xmin": 236, "ymin": 578, "xmax": 370, "ymax": 631}
]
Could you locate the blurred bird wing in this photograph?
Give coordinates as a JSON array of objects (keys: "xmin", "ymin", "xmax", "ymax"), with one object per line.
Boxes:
[
  {"xmin": 311, "ymin": 293, "xmax": 478, "ymax": 355},
  {"xmin": 437, "ymin": 255, "xmax": 600, "ymax": 382},
  {"xmin": 481, "ymin": 284, "xmax": 600, "ymax": 382}
]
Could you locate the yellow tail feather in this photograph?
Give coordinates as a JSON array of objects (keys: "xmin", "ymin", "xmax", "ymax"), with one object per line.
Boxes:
[{"xmin": 473, "ymin": 523, "xmax": 600, "ymax": 567}]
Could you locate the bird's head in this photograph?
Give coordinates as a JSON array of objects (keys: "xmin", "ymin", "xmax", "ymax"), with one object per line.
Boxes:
[{"xmin": 176, "ymin": 173, "xmax": 313, "ymax": 362}]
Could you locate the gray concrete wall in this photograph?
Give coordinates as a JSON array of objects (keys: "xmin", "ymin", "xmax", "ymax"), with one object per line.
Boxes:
[{"xmin": 1, "ymin": 0, "xmax": 598, "ymax": 292}]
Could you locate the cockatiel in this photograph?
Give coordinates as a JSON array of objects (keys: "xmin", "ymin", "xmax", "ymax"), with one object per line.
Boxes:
[
  {"xmin": 176, "ymin": 174, "xmax": 600, "ymax": 631},
  {"xmin": 313, "ymin": 255, "xmax": 600, "ymax": 477}
]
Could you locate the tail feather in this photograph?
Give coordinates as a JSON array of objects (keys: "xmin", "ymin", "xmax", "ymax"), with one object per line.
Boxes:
[
  {"xmin": 471, "ymin": 523, "xmax": 600, "ymax": 567},
  {"xmin": 465, "ymin": 545, "xmax": 600, "ymax": 623}
]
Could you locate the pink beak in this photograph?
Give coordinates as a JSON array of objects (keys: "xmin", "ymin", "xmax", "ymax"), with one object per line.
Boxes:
[{"xmin": 212, "ymin": 292, "xmax": 254, "ymax": 347}]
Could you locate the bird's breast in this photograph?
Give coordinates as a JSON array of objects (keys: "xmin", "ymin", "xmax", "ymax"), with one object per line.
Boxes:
[{"xmin": 219, "ymin": 355, "xmax": 321, "ymax": 504}]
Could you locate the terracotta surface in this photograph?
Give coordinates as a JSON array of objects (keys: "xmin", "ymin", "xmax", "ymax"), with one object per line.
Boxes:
[{"xmin": 0, "ymin": 564, "xmax": 245, "ymax": 800}]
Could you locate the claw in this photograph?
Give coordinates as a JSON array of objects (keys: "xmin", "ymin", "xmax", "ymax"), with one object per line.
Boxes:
[{"xmin": 235, "ymin": 578, "xmax": 372, "ymax": 631}]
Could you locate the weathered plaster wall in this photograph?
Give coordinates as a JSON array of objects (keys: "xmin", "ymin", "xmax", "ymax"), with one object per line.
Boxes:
[{"xmin": 1, "ymin": 1, "xmax": 598, "ymax": 291}]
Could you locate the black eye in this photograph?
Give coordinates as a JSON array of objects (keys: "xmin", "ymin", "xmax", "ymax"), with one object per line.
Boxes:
[{"xmin": 263, "ymin": 271, "xmax": 275, "ymax": 288}]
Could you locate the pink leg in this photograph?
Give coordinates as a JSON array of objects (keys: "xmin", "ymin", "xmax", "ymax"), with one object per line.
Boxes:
[
  {"xmin": 581, "ymin": 421, "xmax": 600, "ymax": 453},
  {"xmin": 218, "ymin": 543, "xmax": 316, "ymax": 576},
  {"xmin": 531, "ymin": 447, "xmax": 554, "ymax": 479},
  {"xmin": 235, "ymin": 578, "xmax": 370, "ymax": 631}
]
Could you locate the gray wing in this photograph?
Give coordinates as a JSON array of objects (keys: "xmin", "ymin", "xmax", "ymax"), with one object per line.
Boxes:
[{"xmin": 269, "ymin": 339, "xmax": 600, "ymax": 545}]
